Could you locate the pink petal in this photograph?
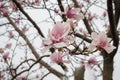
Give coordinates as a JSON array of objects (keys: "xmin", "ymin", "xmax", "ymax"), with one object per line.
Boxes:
[
  {"xmin": 70, "ymin": 8, "xmax": 80, "ymax": 14},
  {"xmin": 88, "ymin": 57, "xmax": 97, "ymax": 65},
  {"xmin": 50, "ymin": 52, "xmax": 62, "ymax": 63},
  {"xmin": 5, "ymin": 43, "xmax": 12, "ymax": 49},
  {"xmin": 50, "ymin": 52, "xmax": 69, "ymax": 63},
  {"xmin": 49, "ymin": 22, "xmax": 70, "ymax": 42},
  {"xmin": 42, "ymin": 38, "xmax": 52, "ymax": 46},
  {"xmin": 60, "ymin": 23, "xmax": 70, "ymax": 38},
  {"xmin": 53, "ymin": 42, "xmax": 67, "ymax": 48},
  {"xmin": 66, "ymin": 8, "xmax": 80, "ymax": 19},
  {"xmin": 3, "ymin": 52, "xmax": 9, "ymax": 59},
  {"xmin": 91, "ymin": 32, "xmax": 99, "ymax": 40},
  {"xmin": 50, "ymin": 22, "xmax": 64, "ymax": 41},
  {"xmin": 104, "ymin": 44, "xmax": 116, "ymax": 53},
  {"xmin": 88, "ymin": 43, "xmax": 96, "ymax": 51},
  {"xmin": 99, "ymin": 32, "xmax": 107, "ymax": 40}
]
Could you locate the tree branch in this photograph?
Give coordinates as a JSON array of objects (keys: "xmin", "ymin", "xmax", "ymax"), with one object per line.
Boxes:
[
  {"xmin": 114, "ymin": 0, "xmax": 120, "ymax": 26},
  {"xmin": 12, "ymin": 0, "xmax": 44, "ymax": 37},
  {"xmin": 74, "ymin": 65, "xmax": 85, "ymax": 80},
  {"xmin": 75, "ymin": 33, "xmax": 91, "ymax": 43},
  {"xmin": 12, "ymin": 55, "xmax": 50, "ymax": 80},
  {"xmin": 57, "ymin": 0, "xmax": 67, "ymax": 21},
  {"xmin": 101, "ymin": 1, "xmax": 119, "ymax": 80},
  {"xmin": 0, "ymin": 22, "xmax": 10, "ymax": 26},
  {"xmin": 107, "ymin": 0, "xmax": 119, "ymax": 56}
]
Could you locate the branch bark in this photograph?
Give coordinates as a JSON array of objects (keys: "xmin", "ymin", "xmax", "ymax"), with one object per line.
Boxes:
[
  {"xmin": 107, "ymin": 0, "xmax": 119, "ymax": 57},
  {"xmin": 74, "ymin": 65, "xmax": 85, "ymax": 80},
  {"xmin": 102, "ymin": 0, "xmax": 119, "ymax": 80},
  {"xmin": 75, "ymin": 33, "xmax": 91, "ymax": 43},
  {"xmin": 114, "ymin": 0, "xmax": 120, "ymax": 26},
  {"xmin": 57, "ymin": 0, "xmax": 67, "ymax": 21},
  {"xmin": 12, "ymin": 0, "xmax": 44, "ymax": 37}
]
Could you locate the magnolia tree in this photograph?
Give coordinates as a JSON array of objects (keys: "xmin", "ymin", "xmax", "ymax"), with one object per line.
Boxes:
[{"xmin": 0, "ymin": 0, "xmax": 120, "ymax": 80}]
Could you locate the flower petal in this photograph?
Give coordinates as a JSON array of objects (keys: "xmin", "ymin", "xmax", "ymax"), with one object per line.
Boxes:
[{"xmin": 53, "ymin": 42, "xmax": 67, "ymax": 48}]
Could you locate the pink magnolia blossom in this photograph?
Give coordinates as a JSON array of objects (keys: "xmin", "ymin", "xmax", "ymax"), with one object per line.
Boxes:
[
  {"xmin": 34, "ymin": 0, "xmax": 41, "ymax": 5},
  {"xmin": 2, "ymin": 52, "xmax": 9, "ymax": 60},
  {"xmin": 50, "ymin": 52, "xmax": 70, "ymax": 63},
  {"xmin": 9, "ymin": 2, "xmax": 17, "ymax": 12},
  {"xmin": 49, "ymin": 22, "xmax": 70, "ymax": 42},
  {"xmin": 81, "ymin": 56, "xmax": 100, "ymax": 69},
  {"xmin": 0, "ymin": 72, "xmax": 4, "ymax": 79},
  {"xmin": 0, "ymin": 3, "xmax": 9, "ymax": 16},
  {"xmin": 88, "ymin": 57, "xmax": 98, "ymax": 65},
  {"xmin": 102, "ymin": 11, "xmax": 107, "ymax": 17},
  {"xmin": 42, "ymin": 22, "xmax": 71, "ymax": 48},
  {"xmin": 22, "ymin": 25, "xmax": 28, "ymax": 33},
  {"xmin": 9, "ymin": 2, "xmax": 15, "ymax": 9},
  {"xmin": 8, "ymin": 31, "xmax": 14, "ymax": 38},
  {"xmin": 88, "ymin": 32, "xmax": 116, "ymax": 53},
  {"xmin": 5, "ymin": 43, "xmax": 12, "ymax": 49},
  {"xmin": 66, "ymin": 8, "xmax": 84, "ymax": 20},
  {"xmin": 17, "ymin": 76, "xmax": 26, "ymax": 80}
]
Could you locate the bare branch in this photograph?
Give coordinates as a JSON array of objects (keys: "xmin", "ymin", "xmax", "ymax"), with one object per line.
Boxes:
[
  {"xmin": 107, "ymin": 0, "xmax": 119, "ymax": 55},
  {"xmin": 41, "ymin": 72, "xmax": 50, "ymax": 80},
  {"xmin": 75, "ymin": 33, "xmax": 91, "ymax": 43},
  {"xmin": 57, "ymin": 0, "xmax": 67, "ymax": 21},
  {"xmin": 114, "ymin": 0, "xmax": 120, "ymax": 26},
  {"xmin": 74, "ymin": 65, "xmax": 85, "ymax": 80},
  {"xmin": 12, "ymin": 55, "xmax": 50, "ymax": 79},
  {"xmin": 12, "ymin": 0, "xmax": 44, "ymax": 37},
  {"xmin": 0, "ymin": 22, "xmax": 10, "ymax": 26}
]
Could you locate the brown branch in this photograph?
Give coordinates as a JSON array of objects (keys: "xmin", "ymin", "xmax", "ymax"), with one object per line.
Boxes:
[
  {"xmin": 12, "ymin": 0, "xmax": 44, "ymax": 37},
  {"xmin": 83, "ymin": 18, "xmax": 92, "ymax": 34},
  {"xmin": 41, "ymin": 72, "xmax": 50, "ymax": 80},
  {"xmin": 114, "ymin": 0, "xmax": 120, "ymax": 26},
  {"xmin": 102, "ymin": 1, "xmax": 119, "ymax": 80},
  {"xmin": 6, "ymin": 16, "xmax": 65, "ymax": 79},
  {"xmin": 15, "ymin": 59, "xmax": 36, "ymax": 70},
  {"xmin": 12, "ymin": 55, "xmax": 50, "ymax": 80},
  {"xmin": 0, "ymin": 22, "xmax": 10, "ymax": 26},
  {"xmin": 74, "ymin": 65, "xmax": 85, "ymax": 80},
  {"xmin": 107, "ymin": 0, "xmax": 119, "ymax": 56},
  {"xmin": 75, "ymin": 33, "xmax": 92, "ymax": 43},
  {"xmin": 57, "ymin": 0, "xmax": 67, "ymax": 21}
]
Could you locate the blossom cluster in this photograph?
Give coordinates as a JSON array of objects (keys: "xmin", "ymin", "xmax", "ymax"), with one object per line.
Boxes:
[
  {"xmin": 41, "ymin": 9, "xmax": 116, "ymax": 67},
  {"xmin": 88, "ymin": 32, "xmax": 116, "ymax": 53},
  {"xmin": 43, "ymin": 32, "xmax": 115, "ymax": 66}
]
